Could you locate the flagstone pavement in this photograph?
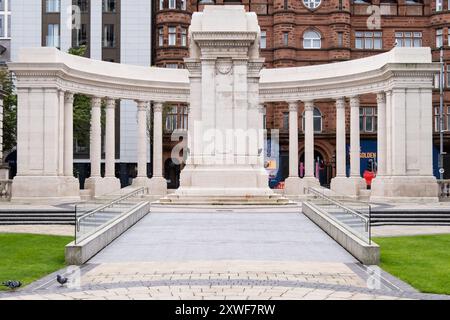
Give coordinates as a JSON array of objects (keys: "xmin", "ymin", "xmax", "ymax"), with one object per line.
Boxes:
[{"xmin": 1, "ymin": 211, "xmax": 449, "ymax": 300}]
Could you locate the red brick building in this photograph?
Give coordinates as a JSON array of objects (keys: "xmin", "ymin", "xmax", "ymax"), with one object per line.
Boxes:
[{"xmin": 153, "ymin": 0, "xmax": 450, "ymax": 187}]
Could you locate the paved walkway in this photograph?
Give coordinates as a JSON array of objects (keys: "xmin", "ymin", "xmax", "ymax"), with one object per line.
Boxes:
[
  {"xmin": 1, "ymin": 211, "xmax": 449, "ymax": 300},
  {"xmin": 91, "ymin": 212, "xmax": 355, "ymax": 263}
]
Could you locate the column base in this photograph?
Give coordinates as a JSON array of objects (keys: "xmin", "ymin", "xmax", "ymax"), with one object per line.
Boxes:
[
  {"xmin": 11, "ymin": 176, "xmax": 80, "ymax": 203},
  {"xmin": 299, "ymin": 177, "xmax": 321, "ymax": 194},
  {"xmin": 132, "ymin": 177, "xmax": 151, "ymax": 189},
  {"xmin": 148, "ymin": 177, "xmax": 168, "ymax": 196},
  {"xmin": 330, "ymin": 176, "xmax": 365, "ymax": 197},
  {"xmin": 85, "ymin": 176, "xmax": 121, "ymax": 198},
  {"xmin": 284, "ymin": 177, "xmax": 302, "ymax": 195},
  {"xmin": 370, "ymin": 176, "xmax": 439, "ymax": 203}
]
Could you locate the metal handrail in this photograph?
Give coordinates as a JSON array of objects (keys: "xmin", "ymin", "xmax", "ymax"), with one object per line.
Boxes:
[
  {"xmin": 306, "ymin": 187, "xmax": 371, "ymax": 242},
  {"xmin": 76, "ymin": 187, "xmax": 147, "ymax": 232}
]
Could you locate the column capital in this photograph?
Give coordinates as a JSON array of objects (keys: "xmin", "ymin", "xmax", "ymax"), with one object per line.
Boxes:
[
  {"xmin": 153, "ymin": 101, "xmax": 164, "ymax": 113},
  {"xmin": 376, "ymin": 92, "xmax": 386, "ymax": 105},
  {"xmin": 287, "ymin": 101, "xmax": 298, "ymax": 112},
  {"xmin": 335, "ymin": 97, "xmax": 346, "ymax": 109},
  {"xmin": 304, "ymin": 100, "xmax": 314, "ymax": 112},
  {"xmin": 258, "ymin": 103, "xmax": 266, "ymax": 114},
  {"xmin": 106, "ymin": 98, "xmax": 116, "ymax": 109},
  {"xmin": 136, "ymin": 100, "xmax": 148, "ymax": 111},
  {"xmin": 64, "ymin": 92, "xmax": 74, "ymax": 104},
  {"xmin": 91, "ymin": 96, "xmax": 102, "ymax": 108},
  {"xmin": 350, "ymin": 96, "xmax": 360, "ymax": 108}
]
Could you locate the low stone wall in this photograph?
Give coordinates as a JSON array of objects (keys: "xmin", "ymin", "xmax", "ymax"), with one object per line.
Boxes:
[
  {"xmin": 302, "ymin": 202, "xmax": 380, "ymax": 265},
  {"xmin": 65, "ymin": 201, "xmax": 150, "ymax": 265}
]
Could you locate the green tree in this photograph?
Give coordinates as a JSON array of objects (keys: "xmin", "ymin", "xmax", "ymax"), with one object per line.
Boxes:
[{"xmin": 0, "ymin": 68, "xmax": 17, "ymax": 157}]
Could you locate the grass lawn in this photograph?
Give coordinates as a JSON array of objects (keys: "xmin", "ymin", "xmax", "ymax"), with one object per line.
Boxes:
[
  {"xmin": 0, "ymin": 233, "xmax": 73, "ymax": 291},
  {"xmin": 374, "ymin": 234, "xmax": 450, "ymax": 295}
]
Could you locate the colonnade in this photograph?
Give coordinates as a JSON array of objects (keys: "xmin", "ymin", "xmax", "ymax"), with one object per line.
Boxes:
[
  {"xmin": 282, "ymin": 94, "xmax": 388, "ymax": 196},
  {"xmin": 62, "ymin": 93, "xmax": 169, "ymax": 197}
]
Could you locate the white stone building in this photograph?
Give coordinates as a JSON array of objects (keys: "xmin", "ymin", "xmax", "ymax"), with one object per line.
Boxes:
[{"xmin": 11, "ymin": 0, "xmax": 152, "ymax": 186}]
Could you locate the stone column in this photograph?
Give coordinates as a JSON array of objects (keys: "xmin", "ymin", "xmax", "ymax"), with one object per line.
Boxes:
[
  {"xmin": 90, "ymin": 97, "xmax": 102, "ymax": 177},
  {"xmin": 63, "ymin": 92, "xmax": 74, "ymax": 177},
  {"xmin": 300, "ymin": 101, "xmax": 320, "ymax": 192},
  {"xmin": 133, "ymin": 100, "xmax": 151, "ymax": 188},
  {"xmin": 84, "ymin": 97, "xmax": 105, "ymax": 197},
  {"xmin": 350, "ymin": 96, "xmax": 361, "ymax": 177},
  {"xmin": 103, "ymin": 98, "xmax": 121, "ymax": 192},
  {"xmin": 105, "ymin": 99, "xmax": 116, "ymax": 177},
  {"xmin": 288, "ymin": 101, "xmax": 299, "ymax": 178},
  {"xmin": 148, "ymin": 101, "xmax": 167, "ymax": 196},
  {"xmin": 284, "ymin": 101, "xmax": 301, "ymax": 195},
  {"xmin": 376, "ymin": 92, "xmax": 386, "ymax": 176},
  {"xmin": 330, "ymin": 97, "xmax": 349, "ymax": 193},
  {"xmin": 347, "ymin": 96, "xmax": 365, "ymax": 195},
  {"xmin": 335, "ymin": 98, "xmax": 346, "ymax": 177},
  {"xmin": 304, "ymin": 101, "xmax": 315, "ymax": 178}
]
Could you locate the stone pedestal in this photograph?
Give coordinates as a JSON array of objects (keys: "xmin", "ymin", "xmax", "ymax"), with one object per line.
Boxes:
[
  {"xmin": 299, "ymin": 177, "xmax": 321, "ymax": 194},
  {"xmin": 84, "ymin": 176, "xmax": 120, "ymax": 198},
  {"xmin": 371, "ymin": 176, "xmax": 439, "ymax": 202},
  {"xmin": 330, "ymin": 176, "xmax": 365, "ymax": 197},
  {"xmin": 12, "ymin": 176, "xmax": 80, "ymax": 202},
  {"xmin": 0, "ymin": 163, "xmax": 9, "ymax": 180},
  {"xmin": 148, "ymin": 177, "xmax": 168, "ymax": 196},
  {"xmin": 285, "ymin": 177, "xmax": 302, "ymax": 195}
]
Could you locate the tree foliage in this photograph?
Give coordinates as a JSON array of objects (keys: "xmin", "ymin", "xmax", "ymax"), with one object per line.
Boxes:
[{"xmin": 0, "ymin": 68, "xmax": 17, "ymax": 156}]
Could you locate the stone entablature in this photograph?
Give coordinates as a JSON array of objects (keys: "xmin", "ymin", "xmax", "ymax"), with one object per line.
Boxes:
[
  {"xmin": 259, "ymin": 47, "xmax": 438, "ymax": 102},
  {"xmin": 10, "ymin": 48, "xmax": 190, "ymax": 103}
]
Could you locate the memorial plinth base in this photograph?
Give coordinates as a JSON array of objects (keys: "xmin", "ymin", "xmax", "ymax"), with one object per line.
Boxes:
[{"xmin": 162, "ymin": 165, "xmax": 288, "ymax": 205}]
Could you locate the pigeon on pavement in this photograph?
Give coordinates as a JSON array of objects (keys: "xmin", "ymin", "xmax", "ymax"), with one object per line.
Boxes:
[
  {"xmin": 57, "ymin": 275, "xmax": 68, "ymax": 286},
  {"xmin": 2, "ymin": 280, "xmax": 22, "ymax": 290}
]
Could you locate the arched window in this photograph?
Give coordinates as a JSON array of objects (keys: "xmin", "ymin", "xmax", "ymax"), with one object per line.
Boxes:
[
  {"xmin": 303, "ymin": 0, "xmax": 322, "ymax": 10},
  {"xmin": 302, "ymin": 108, "xmax": 322, "ymax": 133},
  {"xmin": 303, "ymin": 30, "xmax": 322, "ymax": 49}
]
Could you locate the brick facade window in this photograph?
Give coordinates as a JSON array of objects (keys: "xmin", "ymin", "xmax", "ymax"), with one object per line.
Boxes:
[
  {"xmin": 337, "ymin": 32, "xmax": 343, "ymax": 47},
  {"xmin": 181, "ymin": 27, "xmax": 187, "ymax": 47},
  {"xmin": 303, "ymin": 0, "xmax": 321, "ymax": 10},
  {"xmin": 102, "ymin": 0, "xmax": 116, "ymax": 13},
  {"xmin": 158, "ymin": 27, "xmax": 163, "ymax": 46},
  {"xmin": 302, "ymin": 108, "xmax": 322, "ymax": 133},
  {"xmin": 169, "ymin": 0, "xmax": 176, "ymax": 9},
  {"xmin": 436, "ymin": 0, "xmax": 443, "ymax": 11},
  {"xmin": 283, "ymin": 32, "xmax": 289, "ymax": 46},
  {"xmin": 436, "ymin": 29, "xmax": 443, "ymax": 48},
  {"xmin": 355, "ymin": 31, "xmax": 382, "ymax": 50},
  {"xmin": 434, "ymin": 106, "xmax": 450, "ymax": 132},
  {"xmin": 395, "ymin": 31, "xmax": 422, "ymax": 47},
  {"xmin": 102, "ymin": 24, "xmax": 115, "ymax": 48},
  {"xmin": 360, "ymin": 107, "xmax": 377, "ymax": 133},
  {"xmin": 46, "ymin": 0, "xmax": 60, "ymax": 13},
  {"xmin": 159, "ymin": 0, "xmax": 164, "ymax": 10},
  {"xmin": 261, "ymin": 31, "xmax": 267, "ymax": 49},
  {"xmin": 165, "ymin": 105, "xmax": 188, "ymax": 132},
  {"xmin": 168, "ymin": 26, "xmax": 176, "ymax": 46},
  {"xmin": 447, "ymin": 65, "xmax": 450, "ymax": 88},
  {"xmin": 303, "ymin": 30, "xmax": 321, "ymax": 49}
]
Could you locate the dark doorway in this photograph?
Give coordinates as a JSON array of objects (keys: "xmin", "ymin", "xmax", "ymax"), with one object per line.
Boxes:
[{"xmin": 165, "ymin": 158, "xmax": 181, "ymax": 189}]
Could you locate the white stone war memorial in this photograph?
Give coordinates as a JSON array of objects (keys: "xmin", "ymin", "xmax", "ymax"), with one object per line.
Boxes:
[{"xmin": 8, "ymin": 6, "xmax": 439, "ymax": 204}]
